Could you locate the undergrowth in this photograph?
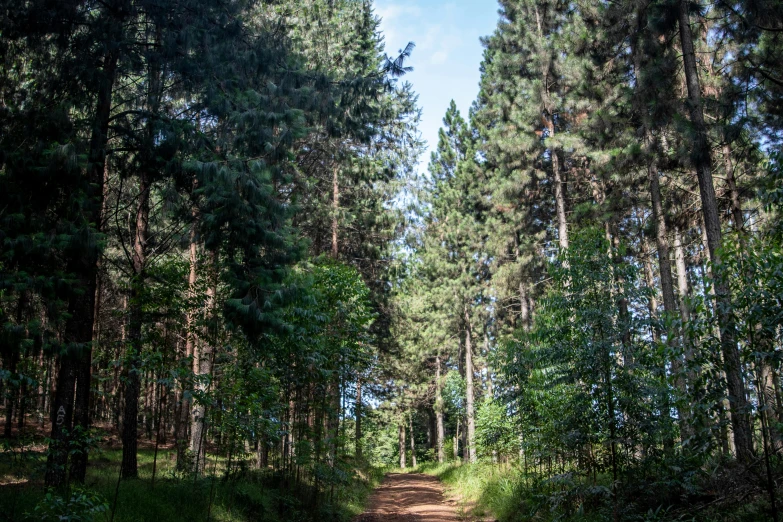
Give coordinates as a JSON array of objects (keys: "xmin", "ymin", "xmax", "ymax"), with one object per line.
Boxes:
[
  {"xmin": 0, "ymin": 444, "xmax": 384, "ymax": 522},
  {"xmin": 413, "ymin": 459, "xmax": 779, "ymax": 522}
]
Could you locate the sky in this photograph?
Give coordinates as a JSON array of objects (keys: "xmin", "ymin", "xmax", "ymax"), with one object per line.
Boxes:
[{"xmin": 375, "ymin": 0, "xmax": 500, "ymax": 171}]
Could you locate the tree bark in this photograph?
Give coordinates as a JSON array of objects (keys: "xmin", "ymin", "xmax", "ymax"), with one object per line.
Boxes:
[
  {"xmin": 519, "ymin": 282, "xmax": 530, "ymax": 331},
  {"xmin": 189, "ymin": 251, "xmax": 217, "ymax": 474},
  {"xmin": 677, "ymin": 0, "xmax": 753, "ymax": 462},
  {"xmin": 454, "ymin": 416, "xmax": 460, "ymax": 461},
  {"xmin": 760, "ymin": 358, "xmax": 783, "ymax": 452},
  {"xmin": 178, "ymin": 220, "xmax": 198, "ymax": 469},
  {"xmin": 332, "ymin": 164, "xmax": 339, "ymax": 259},
  {"xmin": 640, "ymin": 238, "xmax": 659, "ymax": 341},
  {"xmin": 409, "ymin": 414, "xmax": 417, "ymax": 467},
  {"xmin": 399, "ymin": 422, "xmax": 406, "ymax": 468},
  {"xmin": 47, "ymin": 44, "xmax": 118, "ymax": 487},
  {"xmin": 673, "ymin": 226, "xmax": 691, "ymax": 325},
  {"xmin": 435, "ymin": 353, "xmax": 445, "ymax": 463},
  {"xmin": 121, "ymin": 167, "xmax": 151, "ymax": 478},
  {"xmin": 355, "ymin": 378, "xmax": 362, "ymax": 459},
  {"xmin": 464, "ymin": 308, "xmax": 477, "ymax": 464}
]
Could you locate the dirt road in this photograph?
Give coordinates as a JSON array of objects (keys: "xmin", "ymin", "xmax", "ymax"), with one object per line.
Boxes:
[{"xmin": 355, "ymin": 473, "xmax": 460, "ymax": 521}]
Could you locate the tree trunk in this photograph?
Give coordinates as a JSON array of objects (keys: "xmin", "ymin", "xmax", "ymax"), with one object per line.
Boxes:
[
  {"xmin": 454, "ymin": 417, "xmax": 460, "ymax": 461},
  {"xmin": 4, "ymin": 292, "xmax": 23, "ymax": 437},
  {"xmin": 46, "ymin": 43, "xmax": 119, "ymax": 487},
  {"xmin": 121, "ymin": 167, "xmax": 151, "ymax": 478},
  {"xmin": 435, "ymin": 354, "xmax": 445, "ymax": 463},
  {"xmin": 399, "ymin": 422, "xmax": 406, "ymax": 469},
  {"xmin": 189, "ymin": 251, "xmax": 217, "ymax": 474},
  {"xmin": 673, "ymin": 227, "xmax": 691, "ymax": 324},
  {"xmin": 178, "ymin": 221, "xmax": 198, "ymax": 469},
  {"xmin": 71, "ymin": 159, "xmax": 109, "ymax": 482},
  {"xmin": 640, "ymin": 238, "xmax": 659, "ymax": 341},
  {"xmin": 520, "ymin": 282, "xmax": 530, "ymax": 331},
  {"xmin": 332, "ymin": 164, "xmax": 339, "ymax": 259},
  {"xmin": 677, "ymin": 0, "xmax": 753, "ymax": 462},
  {"xmin": 673, "ymin": 225, "xmax": 697, "ymax": 440},
  {"xmin": 760, "ymin": 358, "xmax": 783, "ymax": 452},
  {"xmin": 546, "ymin": 122, "xmax": 568, "ymax": 252},
  {"xmin": 464, "ymin": 308, "xmax": 477, "ymax": 464},
  {"xmin": 355, "ymin": 377, "xmax": 362, "ymax": 459},
  {"xmin": 409, "ymin": 414, "xmax": 417, "ymax": 468},
  {"xmin": 4, "ymin": 350, "xmax": 19, "ymax": 437}
]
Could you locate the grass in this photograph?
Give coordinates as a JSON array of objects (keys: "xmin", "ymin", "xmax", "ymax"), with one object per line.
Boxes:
[
  {"xmin": 412, "ymin": 460, "xmax": 522, "ymax": 521},
  {"xmin": 410, "ymin": 458, "xmax": 781, "ymax": 522},
  {"xmin": 0, "ymin": 439, "xmax": 384, "ymax": 522}
]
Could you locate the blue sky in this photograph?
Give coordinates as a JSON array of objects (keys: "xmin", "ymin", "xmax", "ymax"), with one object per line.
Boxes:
[{"xmin": 375, "ymin": 0, "xmax": 500, "ymax": 170}]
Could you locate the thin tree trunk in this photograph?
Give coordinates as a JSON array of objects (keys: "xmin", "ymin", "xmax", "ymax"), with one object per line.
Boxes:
[
  {"xmin": 4, "ymin": 348, "xmax": 19, "ymax": 437},
  {"xmin": 673, "ymin": 225, "xmax": 698, "ymax": 442},
  {"xmin": 71, "ymin": 159, "xmax": 110, "ymax": 481},
  {"xmin": 121, "ymin": 167, "xmax": 151, "ymax": 479},
  {"xmin": 535, "ymin": 3, "xmax": 568, "ymax": 253},
  {"xmin": 4, "ymin": 294, "xmax": 24, "ymax": 437},
  {"xmin": 673, "ymin": 226, "xmax": 691, "ymax": 324},
  {"xmin": 435, "ymin": 353, "xmax": 445, "ymax": 463},
  {"xmin": 178, "ymin": 221, "xmax": 198, "ymax": 469},
  {"xmin": 399, "ymin": 422, "xmax": 406, "ymax": 469},
  {"xmin": 332, "ymin": 164, "xmax": 339, "ymax": 258},
  {"xmin": 409, "ymin": 414, "xmax": 417, "ymax": 468},
  {"xmin": 454, "ymin": 417, "xmax": 460, "ymax": 461},
  {"xmin": 189, "ymin": 251, "xmax": 217, "ymax": 474},
  {"xmin": 760, "ymin": 358, "xmax": 783, "ymax": 452},
  {"xmin": 464, "ymin": 308, "xmax": 477, "ymax": 464},
  {"xmin": 520, "ymin": 282, "xmax": 530, "ymax": 331},
  {"xmin": 677, "ymin": 0, "xmax": 753, "ymax": 462},
  {"xmin": 640, "ymin": 238, "xmax": 659, "ymax": 340},
  {"xmin": 355, "ymin": 378, "xmax": 362, "ymax": 459}
]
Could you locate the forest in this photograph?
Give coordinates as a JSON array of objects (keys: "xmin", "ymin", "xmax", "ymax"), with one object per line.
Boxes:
[{"xmin": 1, "ymin": 0, "xmax": 782, "ymax": 521}]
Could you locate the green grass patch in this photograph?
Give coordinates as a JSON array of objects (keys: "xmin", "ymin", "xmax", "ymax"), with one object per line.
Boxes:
[
  {"xmin": 413, "ymin": 460, "xmax": 522, "ymax": 520},
  {"xmin": 0, "ymin": 443, "xmax": 384, "ymax": 522}
]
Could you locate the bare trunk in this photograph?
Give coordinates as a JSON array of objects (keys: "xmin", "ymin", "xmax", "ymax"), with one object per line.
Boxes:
[
  {"xmin": 409, "ymin": 415, "xmax": 417, "ymax": 467},
  {"xmin": 47, "ymin": 45, "xmax": 118, "ymax": 487},
  {"xmin": 678, "ymin": 0, "xmax": 752, "ymax": 462},
  {"xmin": 464, "ymin": 308, "xmax": 477, "ymax": 464},
  {"xmin": 454, "ymin": 416, "xmax": 460, "ymax": 461},
  {"xmin": 399, "ymin": 422, "xmax": 406, "ymax": 469},
  {"xmin": 121, "ymin": 167, "xmax": 151, "ymax": 478},
  {"xmin": 71, "ymin": 157, "xmax": 108, "ymax": 477},
  {"xmin": 673, "ymin": 227, "xmax": 691, "ymax": 325},
  {"xmin": 189, "ymin": 251, "xmax": 217, "ymax": 474},
  {"xmin": 435, "ymin": 354, "xmax": 445, "ymax": 463},
  {"xmin": 178, "ymin": 221, "xmax": 198, "ymax": 469},
  {"xmin": 520, "ymin": 282, "xmax": 530, "ymax": 331},
  {"xmin": 355, "ymin": 378, "xmax": 362, "ymax": 459},
  {"xmin": 4, "ymin": 348, "xmax": 19, "ymax": 437},
  {"xmin": 547, "ymin": 123, "xmax": 568, "ymax": 252},
  {"xmin": 673, "ymin": 225, "xmax": 697, "ymax": 440},
  {"xmin": 760, "ymin": 360, "xmax": 783, "ymax": 452},
  {"xmin": 641, "ymin": 239, "xmax": 658, "ymax": 331},
  {"xmin": 332, "ymin": 165, "xmax": 339, "ymax": 258}
]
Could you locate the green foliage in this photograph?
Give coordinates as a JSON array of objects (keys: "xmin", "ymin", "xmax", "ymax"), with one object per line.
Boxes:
[
  {"xmin": 476, "ymin": 398, "xmax": 519, "ymax": 459},
  {"xmin": 29, "ymin": 488, "xmax": 108, "ymax": 522}
]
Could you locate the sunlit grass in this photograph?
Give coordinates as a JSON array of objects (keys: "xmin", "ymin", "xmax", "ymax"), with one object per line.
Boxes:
[{"xmin": 0, "ymin": 444, "xmax": 381, "ymax": 522}]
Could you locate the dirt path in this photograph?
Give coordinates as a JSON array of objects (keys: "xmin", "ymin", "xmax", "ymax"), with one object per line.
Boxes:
[{"xmin": 355, "ymin": 473, "xmax": 460, "ymax": 522}]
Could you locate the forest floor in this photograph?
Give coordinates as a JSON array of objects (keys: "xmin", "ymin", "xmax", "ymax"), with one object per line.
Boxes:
[{"xmin": 355, "ymin": 472, "xmax": 467, "ymax": 522}]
